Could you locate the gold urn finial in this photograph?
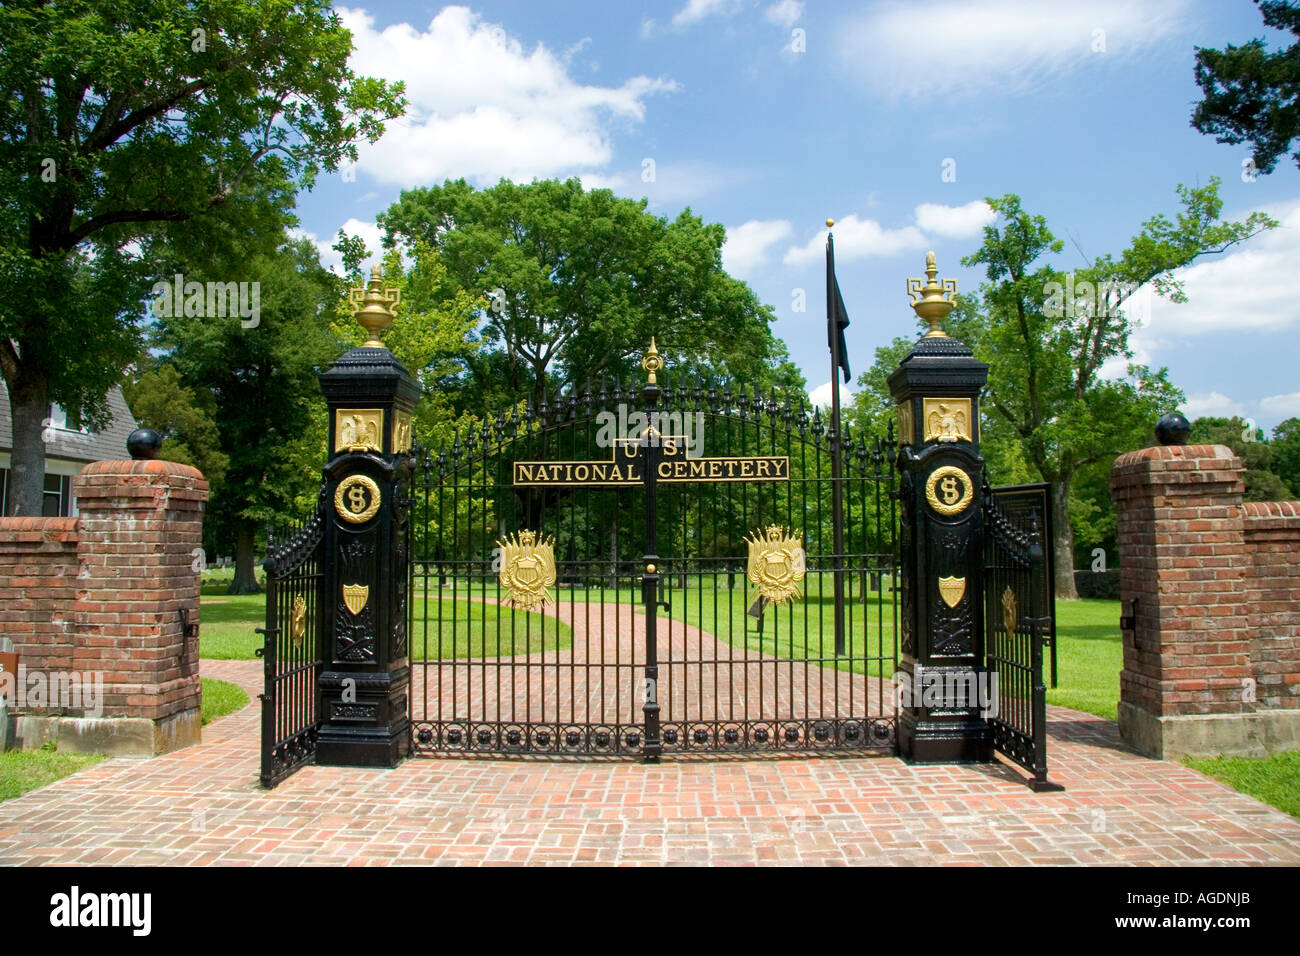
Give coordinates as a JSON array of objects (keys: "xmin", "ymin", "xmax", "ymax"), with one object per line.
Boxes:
[
  {"xmin": 348, "ymin": 264, "xmax": 402, "ymax": 348},
  {"xmin": 642, "ymin": 336, "xmax": 664, "ymax": 385},
  {"xmin": 906, "ymin": 250, "xmax": 959, "ymax": 338}
]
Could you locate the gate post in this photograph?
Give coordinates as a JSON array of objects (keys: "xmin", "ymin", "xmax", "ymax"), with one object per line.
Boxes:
[
  {"xmin": 888, "ymin": 251, "xmax": 993, "ymax": 762},
  {"xmin": 314, "ymin": 266, "xmax": 419, "ymax": 768}
]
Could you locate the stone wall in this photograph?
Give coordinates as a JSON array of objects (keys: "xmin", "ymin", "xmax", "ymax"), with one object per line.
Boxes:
[
  {"xmin": 1110, "ymin": 444, "xmax": 1300, "ymax": 759},
  {"xmin": 0, "ymin": 459, "xmax": 209, "ymax": 755}
]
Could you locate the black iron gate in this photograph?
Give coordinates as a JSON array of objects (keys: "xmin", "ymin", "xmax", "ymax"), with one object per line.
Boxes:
[
  {"xmin": 982, "ymin": 481, "xmax": 1061, "ymax": 790},
  {"xmin": 408, "ymin": 370, "xmax": 899, "ymax": 758},
  {"xmin": 257, "ymin": 509, "xmax": 326, "ymax": 787}
]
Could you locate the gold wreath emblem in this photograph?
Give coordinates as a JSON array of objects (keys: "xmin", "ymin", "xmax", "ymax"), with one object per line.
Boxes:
[
  {"xmin": 334, "ymin": 474, "xmax": 381, "ymax": 524},
  {"xmin": 290, "ymin": 595, "xmax": 307, "ymax": 649},
  {"xmin": 925, "ymin": 465, "xmax": 973, "ymax": 516},
  {"xmin": 1002, "ymin": 586, "xmax": 1017, "ymax": 634},
  {"xmin": 497, "ymin": 530, "xmax": 556, "ymax": 611},
  {"xmin": 745, "ymin": 524, "xmax": 806, "ymax": 607}
]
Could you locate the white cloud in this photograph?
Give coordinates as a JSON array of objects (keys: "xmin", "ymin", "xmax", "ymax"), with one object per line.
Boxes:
[
  {"xmin": 765, "ymin": 0, "xmax": 805, "ymax": 29},
  {"xmin": 672, "ymin": 0, "xmax": 741, "ymax": 28},
  {"xmin": 723, "ymin": 219, "xmax": 793, "ymax": 277},
  {"xmin": 338, "ymin": 6, "xmax": 676, "ymax": 187},
  {"xmin": 809, "ymin": 380, "xmax": 854, "ymax": 409},
  {"xmin": 914, "ymin": 200, "xmax": 995, "ymax": 238},
  {"xmin": 835, "ymin": 0, "xmax": 1187, "ymax": 101},
  {"xmin": 1261, "ymin": 391, "xmax": 1300, "ymax": 419},
  {"xmin": 291, "ymin": 219, "xmax": 384, "ymax": 276},
  {"xmin": 783, "ymin": 215, "xmax": 926, "ymax": 266},
  {"xmin": 1182, "ymin": 392, "xmax": 1246, "ymax": 421}
]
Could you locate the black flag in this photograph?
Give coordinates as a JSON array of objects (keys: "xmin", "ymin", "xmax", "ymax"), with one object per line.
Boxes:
[{"xmin": 826, "ymin": 233, "xmax": 850, "ymax": 383}]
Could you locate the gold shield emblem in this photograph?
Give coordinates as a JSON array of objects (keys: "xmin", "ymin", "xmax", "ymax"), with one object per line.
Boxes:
[
  {"xmin": 938, "ymin": 575, "xmax": 966, "ymax": 608},
  {"xmin": 290, "ymin": 596, "xmax": 307, "ymax": 649},
  {"xmin": 343, "ymin": 583, "xmax": 369, "ymax": 616},
  {"xmin": 497, "ymin": 530, "xmax": 556, "ymax": 611},
  {"xmin": 745, "ymin": 525, "xmax": 807, "ymax": 607},
  {"xmin": 1002, "ymin": 586, "xmax": 1017, "ymax": 634}
]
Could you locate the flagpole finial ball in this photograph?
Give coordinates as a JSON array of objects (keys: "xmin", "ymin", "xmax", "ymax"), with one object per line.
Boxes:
[{"xmin": 826, "ymin": 218, "xmax": 834, "ymax": 228}]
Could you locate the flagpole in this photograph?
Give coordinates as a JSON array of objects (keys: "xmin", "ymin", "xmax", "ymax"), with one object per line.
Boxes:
[{"xmin": 827, "ymin": 219, "xmax": 846, "ymax": 657}]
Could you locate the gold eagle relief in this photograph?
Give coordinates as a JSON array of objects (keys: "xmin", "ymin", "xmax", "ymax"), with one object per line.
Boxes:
[
  {"xmin": 497, "ymin": 530, "xmax": 556, "ymax": 611},
  {"xmin": 923, "ymin": 398, "xmax": 972, "ymax": 443},
  {"xmin": 745, "ymin": 525, "xmax": 807, "ymax": 607}
]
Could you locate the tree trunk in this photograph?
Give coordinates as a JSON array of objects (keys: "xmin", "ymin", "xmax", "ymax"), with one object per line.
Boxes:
[
  {"xmin": 228, "ymin": 520, "xmax": 262, "ymax": 594},
  {"xmin": 6, "ymin": 371, "xmax": 51, "ymax": 517},
  {"xmin": 1051, "ymin": 479, "xmax": 1078, "ymax": 600}
]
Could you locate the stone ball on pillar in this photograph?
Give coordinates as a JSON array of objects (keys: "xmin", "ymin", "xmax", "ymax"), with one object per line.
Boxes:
[
  {"xmin": 127, "ymin": 428, "xmax": 163, "ymax": 460},
  {"xmin": 1154, "ymin": 412, "xmax": 1191, "ymax": 447}
]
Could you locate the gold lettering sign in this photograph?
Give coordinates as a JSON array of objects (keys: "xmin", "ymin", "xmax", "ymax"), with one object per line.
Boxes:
[
  {"xmin": 334, "ymin": 474, "xmax": 382, "ymax": 524},
  {"xmin": 513, "ymin": 434, "xmax": 789, "ymax": 487},
  {"xmin": 925, "ymin": 465, "xmax": 973, "ymax": 517},
  {"xmin": 343, "ymin": 583, "xmax": 369, "ymax": 616},
  {"xmin": 923, "ymin": 398, "xmax": 972, "ymax": 443},
  {"xmin": 745, "ymin": 525, "xmax": 806, "ymax": 607},
  {"xmin": 290, "ymin": 596, "xmax": 307, "ymax": 649},
  {"xmin": 1002, "ymin": 586, "xmax": 1017, "ymax": 635},
  {"xmin": 392, "ymin": 410, "xmax": 412, "ymax": 454},
  {"xmin": 497, "ymin": 530, "xmax": 556, "ymax": 611},
  {"xmin": 897, "ymin": 401, "xmax": 914, "ymax": 445},
  {"xmin": 938, "ymin": 575, "xmax": 966, "ymax": 608},
  {"xmin": 335, "ymin": 409, "xmax": 384, "ymax": 453}
]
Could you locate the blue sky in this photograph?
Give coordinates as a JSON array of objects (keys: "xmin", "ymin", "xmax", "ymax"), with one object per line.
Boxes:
[{"xmin": 293, "ymin": 0, "xmax": 1300, "ymax": 432}]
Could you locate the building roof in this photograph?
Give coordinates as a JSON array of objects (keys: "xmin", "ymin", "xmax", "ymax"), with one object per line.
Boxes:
[{"xmin": 0, "ymin": 383, "xmax": 138, "ymax": 464}]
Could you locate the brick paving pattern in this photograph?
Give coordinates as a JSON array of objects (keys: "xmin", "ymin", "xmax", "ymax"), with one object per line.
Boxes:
[{"xmin": 2, "ymin": 658, "xmax": 1297, "ymax": 865}]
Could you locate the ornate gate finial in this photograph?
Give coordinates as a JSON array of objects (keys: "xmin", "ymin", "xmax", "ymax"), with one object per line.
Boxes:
[
  {"xmin": 348, "ymin": 264, "xmax": 402, "ymax": 348},
  {"xmin": 907, "ymin": 251, "xmax": 958, "ymax": 338},
  {"xmin": 642, "ymin": 336, "xmax": 663, "ymax": 385}
]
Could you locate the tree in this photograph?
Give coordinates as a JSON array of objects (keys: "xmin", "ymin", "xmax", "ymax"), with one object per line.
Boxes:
[
  {"xmin": 1272, "ymin": 417, "xmax": 1300, "ymax": 494},
  {"xmin": 1190, "ymin": 416, "xmax": 1293, "ymax": 501},
  {"xmin": 122, "ymin": 363, "xmax": 228, "ymax": 486},
  {"xmin": 154, "ymin": 236, "xmax": 341, "ymax": 593},
  {"xmin": 377, "ymin": 178, "xmax": 780, "ymax": 410},
  {"xmin": 1192, "ymin": 1, "xmax": 1300, "ymax": 176},
  {"xmin": 950, "ymin": 181, "xmax": 1273, "ymax": 598},
  {"xmin": 0, "ymin": 0, "xmax": 403, "ymax": 515}
]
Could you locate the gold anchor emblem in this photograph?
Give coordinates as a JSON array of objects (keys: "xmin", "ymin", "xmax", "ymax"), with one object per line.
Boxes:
[
  {"xmin": 497, "ymin": 530, "xmax": 556, "ymax": 611},
  {"xmin": 745, "ymin": 524, "xmax": 807, "ymax": 609}
]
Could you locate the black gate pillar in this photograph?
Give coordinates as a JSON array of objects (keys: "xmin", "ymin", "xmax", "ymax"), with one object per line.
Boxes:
[
  {"xmin": 315, "ymin": 266, "xmax": 419, "ymax": 767},
  {"xmin": 888, "ymin": 252, "xmax": 992, "ymax": 763}
]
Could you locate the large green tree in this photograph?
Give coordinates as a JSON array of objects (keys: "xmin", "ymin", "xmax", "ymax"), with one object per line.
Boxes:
[
  {"xmin": 376, "ymin": 178, "xmax": 781, "ymax": 410},
  {"xmin": 1272, "ymin": 417, "xmax": 1300, "ymax": 494},
  {"xmin": 0, "ymin": 0, "xmax": 403, "ymax": 515},
  {"xmin": 942, "ymin": 181, "xmax": 1272, "ymax": 598},
  {"xmin": 149, "ymin": 235, "xmax": 341, "ymax": 592},
  {"xmin": 1192, "ymin": 0, "xmax": 1300, "ymax": 176},
  {"xmin": 1190, "ymin": 416, "xmax": 1294, "ymax": 501}
]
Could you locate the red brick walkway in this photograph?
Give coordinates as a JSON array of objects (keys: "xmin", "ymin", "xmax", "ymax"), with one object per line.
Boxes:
[{"xmin": 1, "ymin": 658, "xmax": 1297, "ymax": 865}]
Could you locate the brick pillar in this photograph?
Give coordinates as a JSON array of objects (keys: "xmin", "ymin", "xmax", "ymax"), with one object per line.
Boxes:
[
  {"xmin": 62, "ymin": 459, "xmax": 208, "ymax": 754},
  {"xmin": 1110, "ymin": 443, "xmax": 1264, "ymax": 758}
]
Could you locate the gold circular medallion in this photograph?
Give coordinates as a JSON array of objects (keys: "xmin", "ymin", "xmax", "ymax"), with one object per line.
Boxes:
[
  {"xmin": 925, "ymin": 465, "xmax": 973, "ymax": 516},
  {"xmin": 334, "ymin": 474, "xmax": 381, "ymax": 524}
]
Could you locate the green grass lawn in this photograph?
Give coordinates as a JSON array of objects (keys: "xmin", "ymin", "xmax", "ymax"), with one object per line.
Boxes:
[
  {"xmin": 1184, "ymin": 751, "xmax": 1300, "ymax": 819},
  {"xmin": 0, "ymin": 743, "xmax": 106, "ymax": 802},
  {"xmin": 201, "ymin": 677, "xmax": 249, "ymax": 725},
  {"xmin": 1044, "ymin": 599, "xmax": 1125, "ymax": 721},
  {"xmin": 199, "ymin": 584, "xmax": 572, "ymax": 661}
]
